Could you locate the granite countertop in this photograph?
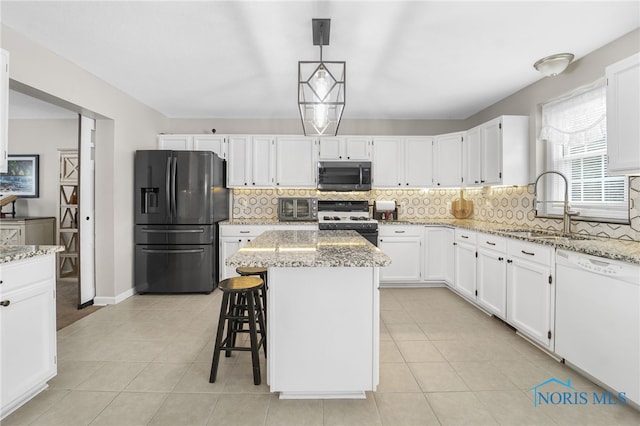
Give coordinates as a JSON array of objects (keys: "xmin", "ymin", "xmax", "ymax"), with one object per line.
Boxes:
[
  {"xmin": 0, "ymin": 245, "xmax": 65, "ymax": 264},
  {"xmin": 220, "ymin": 219, "xmax": 318, "ymax": 226},
  {"xmin": 379, "ymin": 219, "xmax": 640, "ymax": 265},
  {"xmin": 226, "ymin": 230, "xmax": 391, "ymax": 268}
]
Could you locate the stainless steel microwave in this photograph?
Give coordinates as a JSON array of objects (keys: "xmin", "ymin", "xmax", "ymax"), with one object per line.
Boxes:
[
  {"xmin": 317, "ymin": 161, "xmax": 372, "ymax": 192},
  {"xmin": 277, "ymin": 197, "xmax": 318, "ymax": 221}
]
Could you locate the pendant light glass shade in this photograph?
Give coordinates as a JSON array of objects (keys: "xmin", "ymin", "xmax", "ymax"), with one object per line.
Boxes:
[
  {"xmin": 298, "ymin": 60, "xmax": 345, "ymax": 135},
  {"xmin": 534, "ymin": 53, "xmax": 574, "ymax": 77}
]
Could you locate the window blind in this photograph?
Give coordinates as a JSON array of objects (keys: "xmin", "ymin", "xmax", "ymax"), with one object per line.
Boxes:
[{"xmin": 540, "ymin": 83, "xmax": 628, "ymax": 221}]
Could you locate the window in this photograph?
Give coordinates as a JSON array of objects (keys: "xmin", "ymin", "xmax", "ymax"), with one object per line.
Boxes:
[{"xmin": 540, "ymin": 82, "xmax": 628, "ymax": 222}]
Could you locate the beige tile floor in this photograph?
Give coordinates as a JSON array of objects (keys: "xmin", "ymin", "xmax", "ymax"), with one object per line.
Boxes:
[{"xmin": 4, "ymin": 287, "xmax": 640, "ymax": 425}]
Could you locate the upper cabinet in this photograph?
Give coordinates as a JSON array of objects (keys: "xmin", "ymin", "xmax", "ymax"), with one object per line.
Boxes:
[
  {"xmin": 371, "ymin": 136, "xmax": 433, "ymax": 188},
  {"xmin": 433, "ymin": 132, "xmax": 464, "ymax": 187},
  {"xmin": 227, "ymin": 135, "xmax": 276, "ymax": 188},
  {"xmin": 157, "ymin": 134, "xmax": 227, "ymax": 159},
  {"xmin": 0, "ymin": 50, "xmax": 9, "ymax": 173},
  {"xmin": 275, "ymin": 136, "xmax": 317, "ymax": 187},
  {"xmin": 318, "ymin": 137, "xmax": 371, "ymax": 161},
  {"xmin": 606, "ymin": 53, "xmax": 640, "ymax": 176},
  {"xmin": 464, "ymin": 116, "xmax": 528, "ymax": 186}
]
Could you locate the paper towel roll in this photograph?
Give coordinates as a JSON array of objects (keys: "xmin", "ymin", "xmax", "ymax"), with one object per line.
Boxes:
[{"xmin": 375, "ymin": 200, "xmax": 396, "ymax": 212}]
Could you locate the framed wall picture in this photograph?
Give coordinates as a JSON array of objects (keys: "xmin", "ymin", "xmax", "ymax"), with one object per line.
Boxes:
[{"xmin": 0, "ymin": 155, "xmax": 40, "ymax": 198}]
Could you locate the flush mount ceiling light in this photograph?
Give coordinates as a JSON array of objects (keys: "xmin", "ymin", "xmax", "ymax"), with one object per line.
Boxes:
[
  {"xmin": 533, "ymin": 53, "xmax": 575, "ymax": 77},
  {"xmin": 298, "ymin": 18, "xmax": 346, "ymax": 136}
]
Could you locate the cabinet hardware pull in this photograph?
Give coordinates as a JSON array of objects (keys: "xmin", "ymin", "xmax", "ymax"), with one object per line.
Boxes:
[
  {"xmin": 521, "ymin": 250, "xmax": 535, "ymax": 256},
  {"xmin": 486, "ymin": 241, "xmax": 496, "ymax": 245},
  {"xmin": 507, "ymin": 259, "xmax": 512, "ymax": 263},
  {"xmin": 239, "ymin": 231, "xmax": 250, "ymax": 234},
  {"xmin": 394, "ymin": 230, "xmax": 405, "ymax": 233},
  {"xmin": 498, "ymin": 257, "xmax": 504, "ymax": 261},
  {"xmin": 461, "ymin": 235, "xmax": 469, "ymax": 239},
  {"xmin": 0, "ymin": 300, "xmax": 10, "ymax": 307}
]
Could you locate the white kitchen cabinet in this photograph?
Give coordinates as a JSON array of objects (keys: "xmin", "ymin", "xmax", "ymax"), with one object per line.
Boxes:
[
  {"xmin": 0, "ymin": 218, "xmax": 55, "ymax": 246},
  {"xmin": 476, "ymin": 233, "xmax": 507, "ymax": 319},
  {"xmin": 506, "ymin": 239, "xmax": 555, "ymax": 351},
  {"xmin": 378, "ymin": 225, "xmax": 422, "ymax": 284},
  {"xmin": 372, "ymin": 137, "xmax": 433, "ymax": 188},
  {"xmin": 464, "ymin": 116, "xmax": 528, "ymax": 186},
  {"xmin": 0, "ymin": 254, "xmax": 57, "ymax": 420},
  {"xmin": 318, "ymin": 137, "xmax": 371, "ymax": 160},
  {"xmin": 157, "ymin": 134, "xmax": 227, "ymax": 159},
  {"xmin": 371, "ymin": 137, "xmax": 403, "ymax": 187},
  {"xmin": 423, "ymin": 226, "xmax": 454, "ymax": 284},
  {"xmin": 433, "ymin": 132, "xmax": 464, "ymax": 187},
  {"xmin": 227, "ymin": 135, "xmax": 275, "ymax": 188},
  {"xmin": 606, "ymin": 53, "xmax": 640, "ymax": 175},
  {"xmin": 219, "ymin": 224, "xmax": 273, "ymax": 280},
  {"xmin": 453, "ymin": 228, "xmax": 476, "ymax": 300},
  {"xmin": 275, "ymin": 137, "xmax": 317, "ymax": 187},
  {"xmin": 0, "ymin": 49, "xmax": 8, "ymax": 173}
]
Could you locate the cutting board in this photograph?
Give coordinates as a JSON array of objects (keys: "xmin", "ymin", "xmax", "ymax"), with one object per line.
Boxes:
[{"xmin": 451, "ymin": 189, "xmax": 473, "ymax": 219}]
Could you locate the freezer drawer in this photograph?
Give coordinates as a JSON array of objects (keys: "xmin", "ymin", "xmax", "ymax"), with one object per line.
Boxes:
[
  {"xmin": 135, "ymin": 244, "xmax": 215, "ymax": 293},
  {"xmin": 135, "ymin": 224, "xmax": 215, "ymax": 245}
]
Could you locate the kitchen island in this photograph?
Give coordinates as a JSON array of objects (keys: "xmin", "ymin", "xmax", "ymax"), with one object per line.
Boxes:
[{"xmin": 226, "ymin": 229, "xmax": 391, "ymax": 399}]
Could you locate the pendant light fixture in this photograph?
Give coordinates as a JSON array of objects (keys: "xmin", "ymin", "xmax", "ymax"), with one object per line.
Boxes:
[
  {"xmin": 533, "ymin": 53, "xmax": 575, "ymax": 77},
  {"xmin": 298, "ymin": 19, "xmax": 346, "ymax": 136}
]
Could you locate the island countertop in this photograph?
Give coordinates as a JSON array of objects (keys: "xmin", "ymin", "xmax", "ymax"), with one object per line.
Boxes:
[
  {"xmin": 226, "ymin": 230, "xmax": 391, "ymax": 268},
  {"xmin": 0, "ymin": 245, "xmax": 64, "ymax": 264}
]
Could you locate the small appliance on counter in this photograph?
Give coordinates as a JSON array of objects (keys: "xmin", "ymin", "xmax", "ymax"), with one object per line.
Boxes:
[
  {"xmin": 373, "ymin": 200, "xmax": 398, "ymax": 221},
  {"xmin": 277, "ymin": 197, "xmax": 318, "ymax": 221}
]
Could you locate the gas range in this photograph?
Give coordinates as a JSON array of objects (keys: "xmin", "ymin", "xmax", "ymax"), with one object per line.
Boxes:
[{"xmin": 317, "ymin": 200, "xmax": 378, "ymax": 231}]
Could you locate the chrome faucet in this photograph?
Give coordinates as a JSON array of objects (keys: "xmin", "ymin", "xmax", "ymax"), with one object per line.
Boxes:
[{"xmin": 533, "ymin": 171, "xmax": 580, "ymax": 234}]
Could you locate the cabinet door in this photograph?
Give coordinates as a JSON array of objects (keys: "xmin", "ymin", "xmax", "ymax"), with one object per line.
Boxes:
[
  {"xmin": 1, "ymin": 280, "xmax": 56, "ymax": 414},
  {"xmin": 275, "ymin": 137, "xmax": 316, "ymax": 187},
  {"xmin": 318, "ymin": 137, "xmax": 343, "ymax": 160},
  {"xmin": 424, "ymin": 227, "xmax": 452, "ymax": 281},
  {"xmin": 219, "ymin": 238, "xmax": 245, "ymax": 281},
  {"xmin": 454, "ymin": 241, "xmax": 476, "ymax": 300},
  {"xmin": 157, "ymin": 135, "xmax": 192, "ymax": 150},
  {"xmin": 344, "ymin": 137, "xmax": 371, "ymax": 160},
  {"xmin": 227, "ymin": 136, "xmax": 251, "ymax": 187},
  {"xmin": 0, "ymin": 49, "xmax": 8, "ymax": 173},
  {"xmin": 433, "ymin": 133, "xmax": 463, "ymax": 187},
  {"xmin": 481, "ymin": 118, "xmax": 502, "ymax": 184},
  {"xmin": 378, "ymin": 237, "xmax": 422, "ymax": 283},
  {"xmin": 0, "ymin": 225, "xmax": 23, "ymax": 245},
  {"xmin": 506, "ymin": 258, "xmax": 554, "ymax": 350},
  {"xmin": 251, "ymin": 136, "xmax": 275, "ymax": 187},
  {"xmin": 404, "ymin": 137, "xmax": 433, "ymax": 187},
  {"xmin": 477, "ymin": 248, "xmax": 507, "ymax": 319},
  {"xmin": 193, "ymin": 135, "xmax": 226, "ymax": 159},
  {"xmin": 465, "ymin": 126, "xmax": 481, "ymax": 185},
  {"xmin": 442, "ymin": 228, "xmax": 455, "ymax": 285},
  {"xmin": 372, "ymin": 137, "xmax": 403, "ymax": 187},
  {"xmin": 607, "ymin": 53, "xmax": 640, "ymax": 175}
]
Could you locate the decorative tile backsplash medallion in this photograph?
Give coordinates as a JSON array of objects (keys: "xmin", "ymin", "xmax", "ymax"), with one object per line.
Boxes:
[{"xmin": 232, "ymin": 176, "xmax": 640, "ymax": 241}]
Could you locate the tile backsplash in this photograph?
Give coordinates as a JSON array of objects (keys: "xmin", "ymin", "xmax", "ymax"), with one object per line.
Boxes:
[{"xmin": 232, "ymin": 176, "xmax": 640, "ymax": 241}]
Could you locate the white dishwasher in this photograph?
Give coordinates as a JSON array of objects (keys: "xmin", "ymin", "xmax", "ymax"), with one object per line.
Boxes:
[{"xmin": 555, "ymin": 249, "xmax": 640, "ymax": 405}]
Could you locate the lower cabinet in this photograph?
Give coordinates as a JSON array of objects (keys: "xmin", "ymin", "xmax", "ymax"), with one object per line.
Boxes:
[
  {"xmin": 423, "ymin": 227, "xmax": 454, "ymax": 284},
  {"xmin": 476, "ymin": 235, "xmax": 507, "ymax": 319},
  {"xmin": 378, "ymin": 226, "xmax": 423, "ymax": 284},
  {"xmin": 0, "ymin": 254, "xmax": 57, "ymax": 420},
  {"xmin": 453, "ymin": 229, "xmax": 476, "ymax": 300},
  {"xmin": 506, "ymin": 239, "xmax": 555, "ymax": 351}
]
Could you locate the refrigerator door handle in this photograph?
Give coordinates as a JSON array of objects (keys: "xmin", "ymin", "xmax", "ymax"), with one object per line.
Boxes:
[
  {"xmin": 141, "ymin": 228, "xmax": 205, "ymax": 233},
  {"xmin": 171, "ymin": 156, "xmax": 178, "ymax": 219},
  {"xmin": 165, "ymin": 156, "xmax": 172, "ymax": 218},
  {"xmin": 141, "ymin": 248, "xmax": 205, "ymax": 254}
]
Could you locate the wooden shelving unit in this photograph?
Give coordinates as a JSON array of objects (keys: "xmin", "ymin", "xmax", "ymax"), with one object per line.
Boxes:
[{"xmin": 57, "ymin": 149, "xmax": 79, "ymax": 281}]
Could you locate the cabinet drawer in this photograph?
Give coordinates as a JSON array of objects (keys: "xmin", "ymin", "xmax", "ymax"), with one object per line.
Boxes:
[
  {"xmin": 219, "ymin": 225, "xmax": 272, "ymax": 238},
  {"xmin": 1, "ymin": 255, "xmax": 56, "ymax": 295},
  {"xmin": 507, "ymin": 239, "xmax": 553, "ymax": 265},
  {"xmin": 477, "ymin": 233, "xmax": 506, "ymax": 252},
  {"xmin": 378, "ymin": 225, "xmax": 422, "ymax": 237},
  {"xmin": 454, "ymin": 229, "xmax": 476, "ymax": 244}
]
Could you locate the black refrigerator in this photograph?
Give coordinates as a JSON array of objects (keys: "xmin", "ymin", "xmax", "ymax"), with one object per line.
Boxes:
[{"xmin": 134, "ymin": 150, "xmax": 229, "ymax": 293}]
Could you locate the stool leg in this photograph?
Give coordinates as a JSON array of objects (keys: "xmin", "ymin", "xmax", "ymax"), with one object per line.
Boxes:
[
  {"xmin": 246, "ymin": 291, "xmax": 261, "ymax": 385},
  {"xmin": 226, "ymin": 292, "xmax": 241, "ymax": 357},
  {"xmin": 210, "ymin": 291, "xmax": 230, "ymax": 383}
]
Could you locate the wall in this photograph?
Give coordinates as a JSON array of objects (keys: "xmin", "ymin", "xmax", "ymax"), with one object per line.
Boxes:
[
  {"xmin": 2, "ymin": 25, "xmax": 166, "ymax": 304},
  {"xmin": 6, "ymin": 118, "xmax": 78, "ymax": 218}
]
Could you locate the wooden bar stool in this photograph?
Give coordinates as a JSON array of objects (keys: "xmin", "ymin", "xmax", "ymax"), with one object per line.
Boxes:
[
  {"xmin": 209, "ymin": 276, "xmax": 266, "ymax": 385},
  {"xmin": 236, "ymin": 266, "xmax": 268, "ymax": 320}
]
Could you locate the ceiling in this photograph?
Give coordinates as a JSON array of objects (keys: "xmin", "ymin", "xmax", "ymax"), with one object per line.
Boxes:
[{"xmin": 1, "ymin": 1, "xmax": 639, "ymax": 121}]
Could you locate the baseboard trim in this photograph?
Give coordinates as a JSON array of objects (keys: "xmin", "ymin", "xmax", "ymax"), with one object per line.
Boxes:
[{"xmin": 93, "ymin": 287, "xmax": 135, "ymax": 306}]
